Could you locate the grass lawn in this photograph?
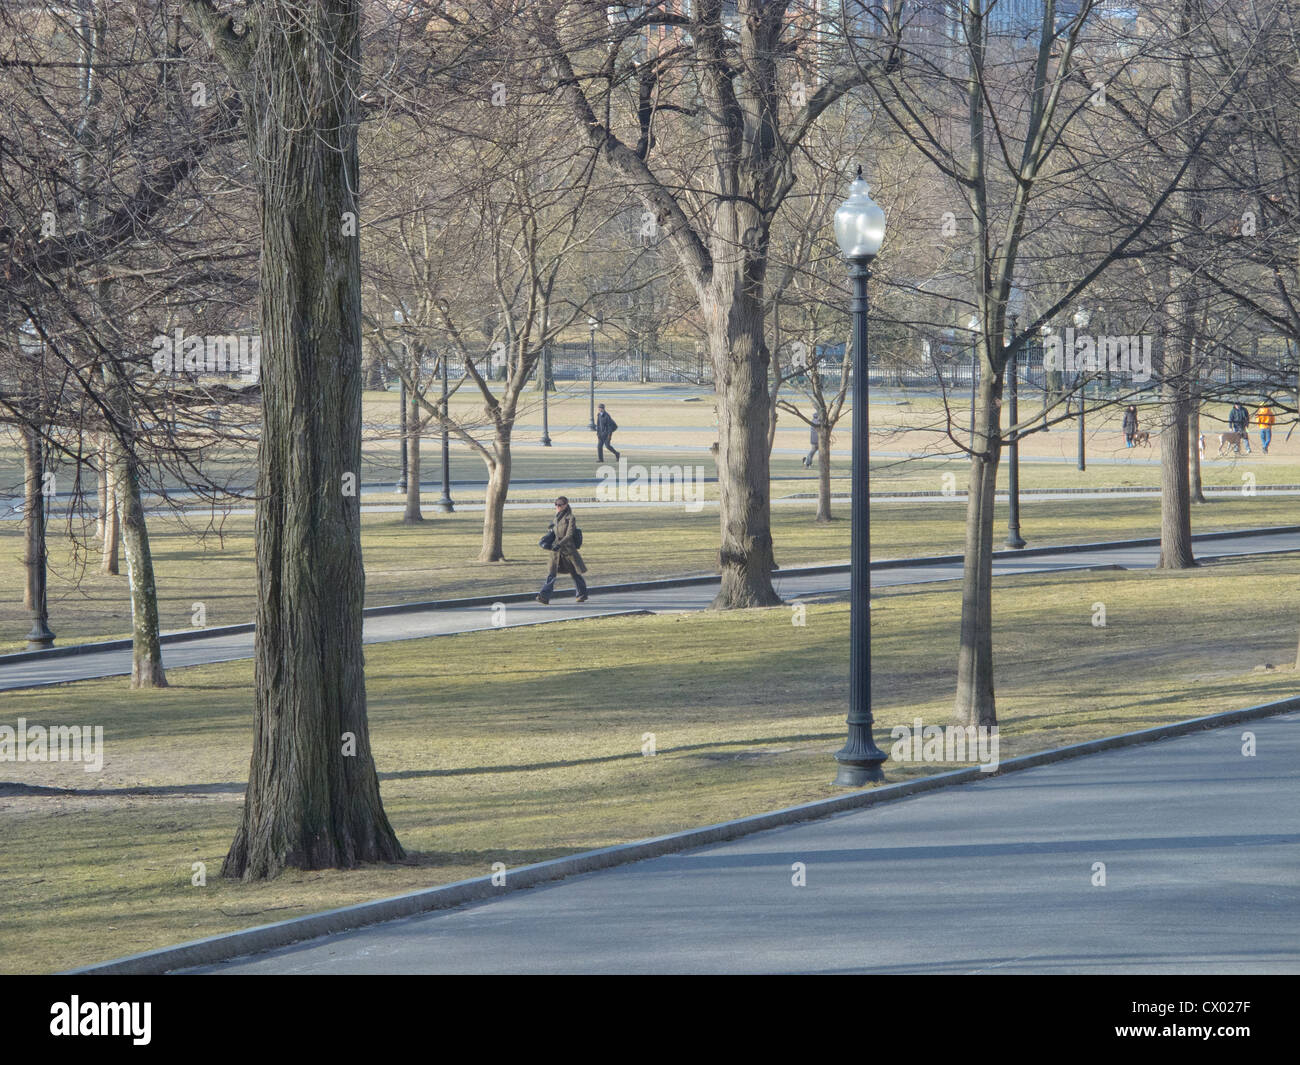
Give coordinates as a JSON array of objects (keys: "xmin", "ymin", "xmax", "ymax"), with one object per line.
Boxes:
[
  {"xmin": 1, "ymin": 550, "xmax": 1297, "ymax": 973},
  {"xmin": 5, "ymin": 385, "xmax": 1296, "ymax": 497},
  {"xmin": 2, "ymin": 493, "xmax": 1298, "ymax": 654}
]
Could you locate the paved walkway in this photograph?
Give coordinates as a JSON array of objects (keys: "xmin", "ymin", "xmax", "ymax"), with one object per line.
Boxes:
[
  {"xmin": 186, "ymin": 709, "xmax": 1300, "ymax": 974},
  {"xmin": 4, "ymin": 530, "xmax": 1296, "ymax": 692}
]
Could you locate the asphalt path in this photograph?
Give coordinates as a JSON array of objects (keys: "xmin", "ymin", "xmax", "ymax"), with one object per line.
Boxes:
[
  {"xmin": 3, "ymin": 529, "xmax": 1295, "ymax": 693},
  {"xmin": 185, "ymin": 708, "xmax": 1300, "ymax": 974}
]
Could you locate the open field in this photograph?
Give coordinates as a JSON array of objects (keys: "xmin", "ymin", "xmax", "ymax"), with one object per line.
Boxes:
[
  {"xmin": 5, "ymin": 384, "xmax": 1297, "ymax": 500},
  {"xmin": 1, "ymin": 550, "xmax": 1296, "ymax": 974},
  {"xmin": 3, "ymin": 493, "xmax": 1298, "ymax": 654}
]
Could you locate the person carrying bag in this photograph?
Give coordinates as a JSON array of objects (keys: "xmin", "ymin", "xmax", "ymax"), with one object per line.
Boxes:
[{"xmin": 536, "ymin": 496, "xmax": 588, "ymax": 604}]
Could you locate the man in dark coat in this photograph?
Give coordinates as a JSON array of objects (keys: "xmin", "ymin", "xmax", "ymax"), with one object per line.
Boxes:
[
  {"xmin": 1228, "ymin": 402, "xmax": 1249, "ymax": 436},
  {"xmin": 536, "ymin": 497, "xmax": 588, "ymax": 604},
  {"xmin": 595, "ymin": 403, "xmax": 620, "ymax": 462}
]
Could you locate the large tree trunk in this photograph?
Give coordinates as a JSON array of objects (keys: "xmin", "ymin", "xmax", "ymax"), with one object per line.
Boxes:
[
  {"xmin": 707, "ymin": 279, "xmax": 780, "ymax": 608},
  {"xmin": 815, "ymin": 421, "xmax": 833, "ymax": 524},
  {"xmin": 479, "ymin": 444, "xmax": 511, "ymax": 563},
  {"xmin": 216, "ymin": 0, "xmax": 403, "ymax": 880},
  {"xmin": 954, "ymin": 367, "xmax": 1004, "ymax": 728},
  {"xmin": 404, "ymin": 395, "xmax": 423, "ymax": 522}
]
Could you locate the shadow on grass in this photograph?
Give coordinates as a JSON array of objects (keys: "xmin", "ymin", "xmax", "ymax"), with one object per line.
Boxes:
[
  {"xmin": 2, "ymin": 731, "xmax": 845, "ymax": 796},
  {"xmin": 382, "ymin": 731, "xmax": 843, "ymax": 779}
]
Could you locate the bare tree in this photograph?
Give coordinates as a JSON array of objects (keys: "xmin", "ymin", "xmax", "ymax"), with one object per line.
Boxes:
[
  {"xmin": 525, "ymin": 0, "xmax": 902, "ymax": 607},
  {"xmin": 184, "ymin": 0, "xmax": 403, "ymax": 878},
  {"xmin": 867, "ymin": 0, "xmax": 1230, "ymax": 724}
]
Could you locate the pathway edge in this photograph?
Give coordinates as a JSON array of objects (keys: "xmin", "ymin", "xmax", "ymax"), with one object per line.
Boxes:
[{"xmin": 64, "ymin": 694, "xmax": 1300, "ymax": 975}]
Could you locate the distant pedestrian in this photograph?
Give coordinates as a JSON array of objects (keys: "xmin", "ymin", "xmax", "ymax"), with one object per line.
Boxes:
[
  {"xmin": 595, "ymin": 403, "xmax": 620, "ymax": 462},
  {"xmin": 1256, "ymin": 402, "xmax": 1275, "ymax": 453},
  {"xmin": 802, "ymin": 411, "xmax": 822, "ymax": 467},
  {"xmin": 1122, "ymin": 405, "xmax": 1138, "ymax": 447},
  {"xmin": 536, "ymin": 497, "xmax": 588, "ymax": 604},
  {"xmin": 1228, "ymin": 402, "xmax": 1249, "ymax": 436}
]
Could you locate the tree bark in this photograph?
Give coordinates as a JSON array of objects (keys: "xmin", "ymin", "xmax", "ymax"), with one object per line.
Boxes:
[
  {"xmin": 1158, "ymin": 0, "xmax": 1201, "ymax": 568},
  {"xmin": 706, "ymin": 227, "xmax": 781, "ymax": 608},
  {"xmin": 954, "ymin": 368, "xmax": 1003, "ymax": 727},
  {"xmin": 404, "ymin": 394, "xmax": 423, "ymax": 522},
  {"xmin": 100, "ymin": 454, "xmax": 119, "ymax": 575},
  {"xmin": 1188, "ymin": 394, "xmax": 1206, "ymax": 504},
  {"xmin": 103, "ymin": 367, "xmax": 166, "ymax": 687},
  {"xmin": 96, "ymin": 436, "xmax": 108, "ymax": 541},
  {"xmin": 479, "ymin": 443, "xmax": 511, "ymax": 563},
  {"xmin": 1158, "ymin": 383, "xmax": 1196, "ymax": 567},
  {"xmin": 1158, "ymin": 330, "xmax": 1197, "ymax": 569},
  {"xmin": 710, "ymin": 324, "xmax": 780, "ymax": 605},
  {"xmin": 109, "ymin": 435, "xmax": 166, "ymax": 688},
  {"xmin": 188, "ymin": 0, "xmax": 404, "ymax": 879},
  {"xmin": 815, "ymin": 422, "xmax": 833, "ymax": 523}
]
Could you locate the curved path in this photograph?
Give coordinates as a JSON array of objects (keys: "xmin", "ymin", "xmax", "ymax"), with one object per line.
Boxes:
[
  {"xmin": 3, "ymin": 528, "xmax": 1296, "ymax": 693},
  {"xmin": 185, "ymin": 708, "xmax": 1300, "ymax": 974}
]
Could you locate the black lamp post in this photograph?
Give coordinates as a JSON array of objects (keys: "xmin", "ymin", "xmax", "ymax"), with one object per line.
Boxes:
[
  {"xmin": 588, "ymin": 318, "xmax": 598, "ymax": 431},
  {"xmin": 540, "ymin": 343, "xmax": 552, "ymax": 447},
  {"xmin": 833, "ymin": 167, "xmax": 888, "ymax": 787},
  {"xmin": 1005, "ymin": 295, "xmax": 1026, "ymax": 549},
  {"xmin": 1074, "ymin": 307, "xmax": 1091, "ymax": 472},
  {"xmin": 436, "ymin": 351, "xmax": 454, "ymax": 513}
]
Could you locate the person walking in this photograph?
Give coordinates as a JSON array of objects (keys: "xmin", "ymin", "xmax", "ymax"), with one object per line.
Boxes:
[
  {"xmin": 1228, "ymin": 402, "xmax": 1249, "ymax": 437},
  {"xmin": 1122, "ymin": 405, "xmax": 1138, "ymax": 447},
  {"xmin": 595, "ymin": 403, "xmax": 620, "ymax": 462},
  {"xmin": 1256, "ymin": 402, "xmax": 1275, "ymax": 453},
  {"xmin": 802, "ymin": 410, "xmax": 823, "ymax": 467},
  {"xmin": 536, "ymin": 497, "xmax": 588, "ymax": 604}
]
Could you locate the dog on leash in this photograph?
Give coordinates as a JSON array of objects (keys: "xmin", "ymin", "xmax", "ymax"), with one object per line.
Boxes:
[
  {"xmin": 1131, "ymin": 430, "xmax": 1151, "ymax": 447},
  {"xmin": 1199, "ymin": 431, "xmax": 1251, "ymax": 458}
]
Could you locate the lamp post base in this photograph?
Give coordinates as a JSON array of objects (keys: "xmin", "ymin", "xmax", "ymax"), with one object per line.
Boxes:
[
  {"xmin": 1005, "ymin": 531, "xmax": 1026, "ymax": 550},
  {"xmin": 833, "ymin": 726, "xmax": 887, "ymax": 787},
  {"xmin": 540, "ymin": 436, "xmax": 552, "ymax": 447},
  {"xmin": 25, "ymin": 619, "xmax": 55, "ymax": 651},
  {"xmin": 435, "ymin": 498, "xmax": 455, "ymax": 514},
  {"xmin": 833, "ymin": 759, "xmax": 886, "ymax": 787}
]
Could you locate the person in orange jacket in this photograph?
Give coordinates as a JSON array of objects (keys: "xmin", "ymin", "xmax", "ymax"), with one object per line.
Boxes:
[{"xmin": 1256, "ymin": 402, "xmax": 1275, "ymax": 453}]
